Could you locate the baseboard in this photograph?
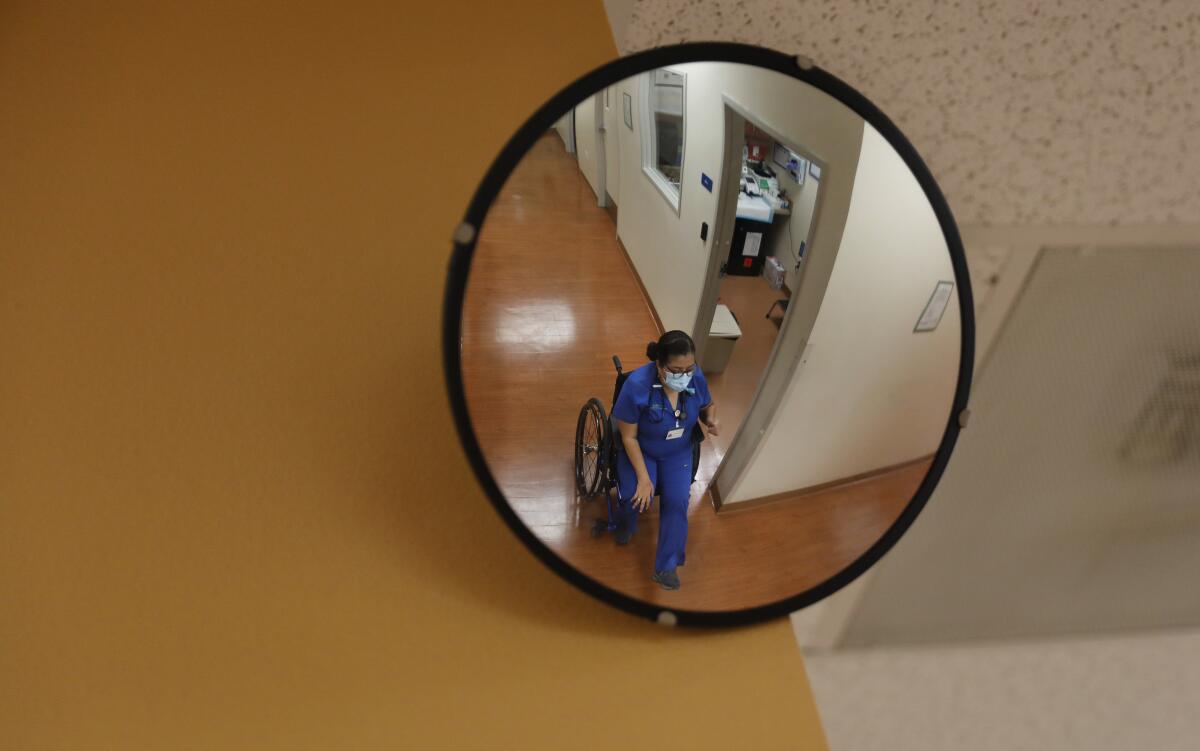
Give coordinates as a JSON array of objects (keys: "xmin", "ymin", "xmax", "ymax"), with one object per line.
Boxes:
[
  {"xmin": 709, "ymin": 480, "xmax": 724, "ymax": 508},
  {"xmin": 713, "ymin": 453, "xmax": 935, "ymax": 513},
  {"xmin": 615, "ymin": 235, "xmax": 665, "ymax": 336}
]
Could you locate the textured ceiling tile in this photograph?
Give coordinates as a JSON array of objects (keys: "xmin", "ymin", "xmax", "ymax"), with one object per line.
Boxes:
[{"xmin": 623, "ymin": 0, "xmax": 1200, "ymax": 226}]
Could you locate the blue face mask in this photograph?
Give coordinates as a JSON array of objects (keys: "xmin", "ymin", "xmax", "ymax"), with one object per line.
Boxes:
[{"xmin": 663, "ymin": 370, "xmax": 692, "ymax": 392}]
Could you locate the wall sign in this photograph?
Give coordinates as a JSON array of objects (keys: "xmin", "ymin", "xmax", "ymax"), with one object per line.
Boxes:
[
  {"xmin": 743, "ymin": 231, "xmax": 763, "ymax": 258},
  {"xmin": 915, "ymin": 280, "xmax": 955, "ymax": 332}
]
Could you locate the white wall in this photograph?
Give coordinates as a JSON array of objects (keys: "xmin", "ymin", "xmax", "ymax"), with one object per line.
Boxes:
[
  {"xmin": 602, "ymin": 86, "xmax": 620, "ymax": 205},
  {"xmin": 553, "ymin": 111, "xmax": 573, "ymax": 153},
  {"xmin": 573, "ymin": 95, "xmax": 603, "ymax": 204},
  {"xmin": 614, "ymin": 62, "xmax": 863, "ymax": 333},
  {"xmin": 726, "ymin": 124, "xmax": 960, "ymax": 503}
]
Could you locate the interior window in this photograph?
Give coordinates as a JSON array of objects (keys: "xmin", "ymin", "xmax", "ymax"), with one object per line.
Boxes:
[{"xmin": 642, "ymin": 68, "xmax": 685, "ymax": 210}]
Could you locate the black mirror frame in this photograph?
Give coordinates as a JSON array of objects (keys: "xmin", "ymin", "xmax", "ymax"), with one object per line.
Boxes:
[{"xmin": 442, "ymin": 42, "xmax": 975, "ymax": 628}]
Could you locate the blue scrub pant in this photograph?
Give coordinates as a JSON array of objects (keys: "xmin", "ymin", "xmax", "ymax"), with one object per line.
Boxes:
[{"xmin": 615, "ymin": 448, "xmax": 692, "ymax": 573}]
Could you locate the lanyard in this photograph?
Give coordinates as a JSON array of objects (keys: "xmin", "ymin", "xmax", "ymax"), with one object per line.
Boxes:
[{"xmin": 651, "ymin": 378, "xmax": 686, "ymax": 427}]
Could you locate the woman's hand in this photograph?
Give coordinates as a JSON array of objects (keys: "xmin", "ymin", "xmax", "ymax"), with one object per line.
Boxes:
[
  {"xmin": 699, "ymin": 404, "xmax": 719, "ymax": 438},
  {"xmin": 632, "ymin": 475, "xmax": 655, "ymax": 512}
]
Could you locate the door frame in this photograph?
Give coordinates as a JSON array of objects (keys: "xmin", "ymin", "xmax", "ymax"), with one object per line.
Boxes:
[
  {"xmin": 562, "ymin": 109, "xmax": 576, "ymax": 154},
  {"xmin": 593, "ymin": 92, "xmax": 607, "ymax": 208},
  {"xmin": 690, "ymin": 96, "xmax": 841, "ymax": 505}
]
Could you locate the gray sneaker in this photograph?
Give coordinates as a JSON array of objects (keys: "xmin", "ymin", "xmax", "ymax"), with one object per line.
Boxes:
[{"xmin": 651, "ymin": 570, "xmax": 680, "ymax": 590}]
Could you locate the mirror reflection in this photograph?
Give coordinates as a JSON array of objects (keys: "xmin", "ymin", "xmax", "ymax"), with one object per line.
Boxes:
[{"xmin": 460, "ymin": 62, "xmax": 960, "ymax": 611}]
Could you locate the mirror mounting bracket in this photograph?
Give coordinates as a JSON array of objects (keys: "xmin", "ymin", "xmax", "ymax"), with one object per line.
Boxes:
[{"xmin": 453, "ymin": 222, "xmax": 477, "ymax": 246}]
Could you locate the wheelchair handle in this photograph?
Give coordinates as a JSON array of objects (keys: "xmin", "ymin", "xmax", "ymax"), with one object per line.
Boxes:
[{"xmin": 612, "ymin": 355, "xmax": 622, "ymax": 374}]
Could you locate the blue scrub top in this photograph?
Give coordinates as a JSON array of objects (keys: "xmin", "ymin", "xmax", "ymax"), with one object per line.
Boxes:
[{"xmin": 612, "ymin": 361, "xmax": 712, "ymax": 460}]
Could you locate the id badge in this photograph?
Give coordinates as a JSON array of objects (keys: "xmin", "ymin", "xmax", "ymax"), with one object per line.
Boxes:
[{"xmin": 665, "ymin": 427, "xmax": 685, "ymax": 440}]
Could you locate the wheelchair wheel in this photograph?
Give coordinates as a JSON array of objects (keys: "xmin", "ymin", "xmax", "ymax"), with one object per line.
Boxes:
[{"xmin": 574, "ymin": 398, "xmax": 609, "ymax": 498}]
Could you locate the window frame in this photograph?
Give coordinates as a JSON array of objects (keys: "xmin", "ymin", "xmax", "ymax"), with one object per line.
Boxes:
[{"xmin": 639, "ymin": 67, "xmax": 687, "ymax": 214}]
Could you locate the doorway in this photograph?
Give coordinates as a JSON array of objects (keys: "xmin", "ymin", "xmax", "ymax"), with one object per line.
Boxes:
[{"xmin": 691, "ymin": 99, "xmax": 833, "ymax": 501}]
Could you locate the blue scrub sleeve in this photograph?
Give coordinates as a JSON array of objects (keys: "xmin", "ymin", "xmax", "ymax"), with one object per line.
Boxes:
[{"xmin": 612, "ymin": 378, "xmax": 642, "ymax": 424}]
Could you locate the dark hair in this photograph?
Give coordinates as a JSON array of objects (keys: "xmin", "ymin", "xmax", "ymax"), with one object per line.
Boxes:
[{"xmin": 645, "ymin": 330, "xmax": 695, "ymax": 365}]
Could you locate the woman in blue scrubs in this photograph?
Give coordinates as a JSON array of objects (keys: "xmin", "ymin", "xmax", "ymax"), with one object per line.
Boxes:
[{"xmin": 612, "ymin": 330, "xmax": 720, "ymax": 590}]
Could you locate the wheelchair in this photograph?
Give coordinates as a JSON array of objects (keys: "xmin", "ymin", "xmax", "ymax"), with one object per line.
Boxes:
[{"xmin": 573, "ymin": 355, "xmax": 703, "ymax": 538}]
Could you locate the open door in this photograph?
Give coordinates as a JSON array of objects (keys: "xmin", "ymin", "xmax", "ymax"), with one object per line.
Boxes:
[
  {"xmin": 692, "ymin": 104, "xmax": 746, "ymax": 364},
  {"xmin": 554, "ymin": 110, "xmax": 576, "ymax": 154},
  {"xmin": 691, "ymin": 99, "xmax": 839, "ymax": 504}
]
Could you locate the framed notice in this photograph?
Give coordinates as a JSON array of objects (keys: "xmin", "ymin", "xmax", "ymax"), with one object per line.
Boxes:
[
  {"xmin": 915, "ymin": 281, "xmax": 955, "ymax": 332},
  {"xmin": 623, "ymin": 92, "xmax": 633, "ymax": 129},
  {"xmin": 743, "ymin": 231, "xmax": 763, "ymax": 257}
]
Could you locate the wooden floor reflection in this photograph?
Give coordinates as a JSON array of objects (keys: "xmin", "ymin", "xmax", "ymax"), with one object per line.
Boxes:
[{"xmin": 460, "ymin": 133, "xmax": 918, "ymax": 611}]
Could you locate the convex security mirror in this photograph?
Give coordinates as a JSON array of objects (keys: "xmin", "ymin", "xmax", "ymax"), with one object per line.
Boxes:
[{"xmin": 444, "ymin": 43, "xmax": 974, "ymax": 627}]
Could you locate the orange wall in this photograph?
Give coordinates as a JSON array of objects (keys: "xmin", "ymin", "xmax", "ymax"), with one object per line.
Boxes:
[{"xmin": 0, "ymin": 2, "xmax": 827, "ymax": 748}]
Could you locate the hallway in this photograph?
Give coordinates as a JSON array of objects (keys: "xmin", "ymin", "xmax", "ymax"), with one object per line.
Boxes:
[{"xmin": 460, "ymin": 132, "xmax": 921, "ymax": 610}]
